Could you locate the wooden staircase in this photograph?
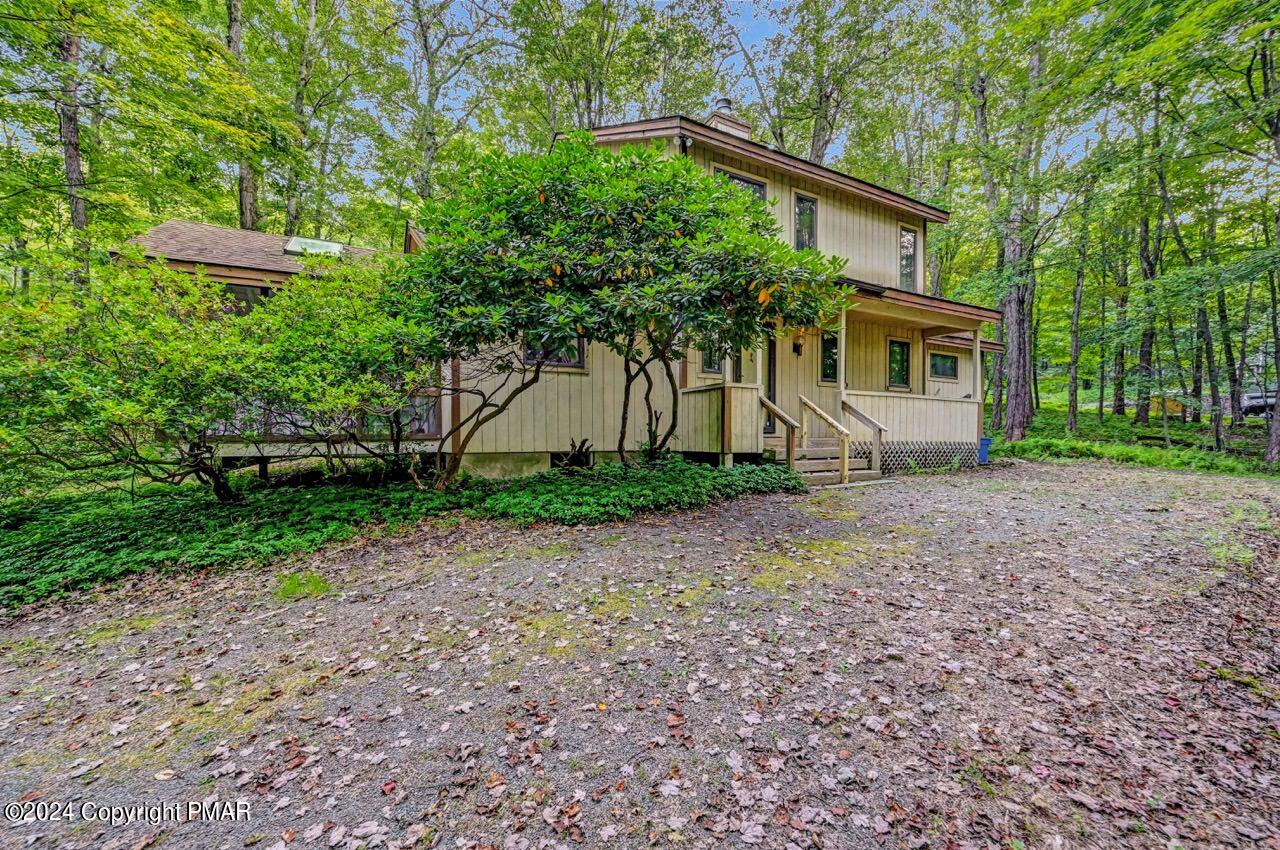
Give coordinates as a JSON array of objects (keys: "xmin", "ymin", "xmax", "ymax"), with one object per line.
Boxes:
[
  {"xmin": 793, "ymin": 440, "xmax": 879, "ymax": 486},
  {"xmin": 752, "ymin": 394, "xmax": 885, "ymax": 489},
  {"xmin": 767, "ymin": 437, "xmax": 880, "ymax": 486},
  {"xmin": 759, "ymin": 394, "xmax": 886, "ymax": 488}
]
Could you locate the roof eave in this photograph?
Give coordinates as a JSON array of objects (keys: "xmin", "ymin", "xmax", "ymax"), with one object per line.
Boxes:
[{"xmin": 589, "ymin": 117, "xmax": 949, "ymax": 224}]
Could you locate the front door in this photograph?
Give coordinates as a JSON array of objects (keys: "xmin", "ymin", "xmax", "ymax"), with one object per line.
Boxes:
[{"xmin": 763, "ymin": 336, "xmax": 777, "ymax": 434}]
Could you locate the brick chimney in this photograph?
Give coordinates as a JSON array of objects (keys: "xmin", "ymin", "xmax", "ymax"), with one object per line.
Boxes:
[{"xmin": 705, "ymin": 96, "xmax": 752, "ymax": 139}]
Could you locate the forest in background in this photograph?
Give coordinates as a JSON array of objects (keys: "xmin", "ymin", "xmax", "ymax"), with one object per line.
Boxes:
[{"xmin": 3, "ymin": 0, "xmax": 1279, "ymax": 464}]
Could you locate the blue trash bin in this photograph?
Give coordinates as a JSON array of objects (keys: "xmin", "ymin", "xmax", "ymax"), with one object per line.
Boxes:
[{"xmin": 977, "ymin": 436, "xmax": 992, "ymax": 464}]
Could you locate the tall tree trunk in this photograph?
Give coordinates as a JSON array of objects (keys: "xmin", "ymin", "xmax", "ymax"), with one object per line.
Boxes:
[
  {"xmin": 226, "ymin": 0, "xmax": 259, "ymax": 229},
  {"xmin": 1134, "ymin": 90, "xmax": 1164, "ymax": 426},
  {"xmin": 1235, "ymin": 278, "xmax": 1255, "ymax": 427},
  {"xmin": 1191, "ymin": 324, "xmax": 1203, "ymax": 423},
  {"xmin": 1198, "ymin": 305, "xmax": 1224, "ymax": 451},
  {"xmin": 1002, "ymin": 279, "xmax": 1034, "ymax": 440},
  {"xmin": 1218, "ymin": 285, "xmax": 1239, "ymax": 425},
  {"xmin": 1111, "ymin": 250, "xmax": 1129, "ymax": 416},
  {"xmin": 55, "ymin": 23, "xmax": 88, "ymax": 237},
  {"xmin": 1267, "ymin": 263, "xmax": 1280, "ymax": 463},
  {"xmin": 1217, "ymin": 285, "xmax": 1241, "ymax": 426},
  {"xmin": 1097, "ymin": 274, "xmax": 1107, "ymax": 422},
  {"xmin": 1031, "ymin": 281, "xmax": 1041, "ymax": 411},
  {"xmin": 1201, "ymin": 200, "xmax": 1240, "ymax": 428},
  {"xmin": 1134, "ymin": 214, "xmax": 1159, "ymax": 425},
  {"xmin": 970, "ymin": 47, "xmax": 1042, "ymax": 442},
  {"xmin": 928, "ymin": 79, "xmax": 963, "ymax": 297},
  {"xmin": 1163, "ymin": 308, "xmax": 1191, "ymax": 422},
  {"xmin": 284, "ymin": 0, "xmax": 318, "ymax": 238},
  {"xmin": 1067, "ymin": 221, "xmax": 1087, "ymax": 432}
]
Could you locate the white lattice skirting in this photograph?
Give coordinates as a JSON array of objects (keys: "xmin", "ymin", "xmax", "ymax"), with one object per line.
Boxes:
[{"xmin": 849, "ymin": 441, "xmax": 979, "ymax": 475}]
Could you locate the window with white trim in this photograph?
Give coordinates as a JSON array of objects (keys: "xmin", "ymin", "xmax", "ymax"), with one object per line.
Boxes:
[
  {"xmin": 929, "ymin": 351, "xmax": 959, "ymax": 380},
  {"xmin": 899, "ymin": 226, "xmax": 918, "ymax": 291}
]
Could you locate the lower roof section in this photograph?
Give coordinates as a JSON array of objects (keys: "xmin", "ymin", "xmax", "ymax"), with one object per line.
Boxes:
[{"xmin": 842, "ymin": 277, "xmax": 1001, "ymax": 325}]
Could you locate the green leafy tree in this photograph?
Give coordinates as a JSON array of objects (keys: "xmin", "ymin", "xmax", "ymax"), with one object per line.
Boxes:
[
  {"xmin": 0, "ymin": 256, "xmax": 250, "ymax": 502},
  {"xmin": 0, "ymin": 0, "xmax": 278, "ymax": 248},
  {"xmin": 238, "ymin": 256, "xmax": 443, "ymax": 474}
]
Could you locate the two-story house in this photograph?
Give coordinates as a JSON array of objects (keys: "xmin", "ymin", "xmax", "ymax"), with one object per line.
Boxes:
[
  {"xmin": 136, "ymin": 102, "xmax": 1001, "ymax": 485},
  {"xmin": 421, "ymin": 102, "xmax": 1001, "ymax": 483}
]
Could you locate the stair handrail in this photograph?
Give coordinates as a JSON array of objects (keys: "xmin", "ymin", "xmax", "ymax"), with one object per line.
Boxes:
[
  {"xmin": 840, "ymin": 398, "xmax": 885, "ymax": 474},
  {"xmin": 798, "ymin": 395, "xmax": 850, "ymax": 483},
  {"xmin": 760, "ymin": 396, "xmax": 799, "ymax": 470}
]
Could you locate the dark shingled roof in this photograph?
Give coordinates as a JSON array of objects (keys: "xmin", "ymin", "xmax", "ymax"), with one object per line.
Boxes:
[{"xmin": 131, "ymin": 219, "xmax": 376, "ymax": 275}]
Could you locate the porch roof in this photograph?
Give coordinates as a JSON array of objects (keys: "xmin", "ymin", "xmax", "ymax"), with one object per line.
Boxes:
[
  {"xmin": 841, "ymin": 277, "xmax": 1002, "ymax": 325},
  {"xmin": 929, "ymin": 332, "xmax": 1006, "ymax": 354}
]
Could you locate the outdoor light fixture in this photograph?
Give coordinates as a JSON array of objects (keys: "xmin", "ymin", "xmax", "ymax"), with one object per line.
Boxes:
[{"xmin": 792, "ymin": 338, "xmax": 804, "ymax": 356}]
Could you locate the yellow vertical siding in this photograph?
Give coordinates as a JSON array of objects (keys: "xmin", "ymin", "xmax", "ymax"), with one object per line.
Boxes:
[{"xmin": 457, "ymin": 343, "xmax": 675, "ymax": 455}]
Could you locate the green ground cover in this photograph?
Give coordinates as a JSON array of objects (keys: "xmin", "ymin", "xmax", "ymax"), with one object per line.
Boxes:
[
  {"xmin": 0, "ymin": 458, "xmax": 802, "ymax": 606},
  {"xmin": 990, "ymin": 404, "xmax": 1274, "ymax": 476}
]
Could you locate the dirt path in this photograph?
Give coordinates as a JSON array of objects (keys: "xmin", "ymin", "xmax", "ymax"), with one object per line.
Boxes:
[{"xmin": 0, "ymin": 461, "xmax": 1276, "ymax": 850}]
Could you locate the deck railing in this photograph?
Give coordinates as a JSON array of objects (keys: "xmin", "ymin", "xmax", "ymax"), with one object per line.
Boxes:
[
  {"xmin": 209, "ymin": 394, "xmax": 441, "ymax": 445},
  {"xmin": 840, "ymin": 399, "xmax": 886, "ymax": 474},
  {"xmin": 798, "ymin": 394, "xmax": 850, "ymax": 483},
  {"xmin": 759, "ymin": 396, "xmax": 799, "ymax": 470},
  {"xmin": 840, "ymin": 390, "xmax": 980, "ymax": 445}
]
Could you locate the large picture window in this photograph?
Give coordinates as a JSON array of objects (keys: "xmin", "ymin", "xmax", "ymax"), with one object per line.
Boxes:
[
  {"xmin": 819, "ymin": 330, "xmax": 838, "ymax": 383},
  {"xmin": 795, "ymin": 194, "xmax": 817, "ymax": 250},
  {"xmin": 716, "ymin": 168, "xmax": 767, "ymax": 202},
  {"xmin": 888, "ymin": 339, "xmax": 911, "ymax": 388},
  {"xmin": 899, "ymin": 226, "xmax": 918, "ymax": 290},
  {"xmin": 929, "ymin": 351, "xmax": 959, "ymax": 380},
  {"xmin": 523, "ymin": 336, "xmax": 586, "ymax": 369}
]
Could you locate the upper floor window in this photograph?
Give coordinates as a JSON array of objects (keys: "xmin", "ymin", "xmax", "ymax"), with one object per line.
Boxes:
[
  {"xmin": 795, "ymin": 194, "xmax": 817, "ymax": 250},
  {"xmin": 524, "ymin": 336, "xmax": 586, "ymax": 369},
  {"xmin": 899, "ymin": 226, "xmax": 918, "ymax": 290},
  {"xmin": 716, "ymin": 168, "xmax": 767, "ymax": 202}
]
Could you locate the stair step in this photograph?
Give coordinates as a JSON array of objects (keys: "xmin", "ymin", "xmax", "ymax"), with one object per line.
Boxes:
[
  {"xmin": 795, "ymin": 458, "xmax": 869, "ymax": 472},
  {"xmin": 803, "ymin": 469, "xmax": 881, "ymax": 486},
  {"xmin": 796, "ymin": 447, "xmax": 855, "ymax": 460}
]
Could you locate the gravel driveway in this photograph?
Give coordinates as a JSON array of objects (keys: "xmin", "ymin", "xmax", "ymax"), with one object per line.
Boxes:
[{"xmin": 1, "ymin": 461, "xmax": 1276, "ymax": 850}]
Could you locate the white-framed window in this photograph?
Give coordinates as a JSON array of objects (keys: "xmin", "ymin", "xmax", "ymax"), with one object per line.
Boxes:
[
  {"xmin": 714, "ymin": 166, "xmax": 768, "ymax": 202},
  {"xmin": 818, "ymin": 330, "xmax": 838, "ymax": 384},
  {"xmin": 899, "ymin": 226, "xmax": 918, "ymax": 291},
  {"xmin": 523, "ymin": 336, "xmax": 586, "ymax": 369},
  {"xmin": 888, "ymin": 338, "xmax": 911, "ymax": 389},
  {"xmin": 794, "ymin": 193, "xmax": 817, "ymax": 250},
  {"xmin": 928, "ymin": 351, "xmax": 959, "ymax": 381}
]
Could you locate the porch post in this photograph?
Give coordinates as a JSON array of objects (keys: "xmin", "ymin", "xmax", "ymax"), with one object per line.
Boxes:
[
  {"xmin": 972, "ymin": 332, "xmax": 983, "ymax": 439},
  {"xmin": 836, "ymin": 308, "xmax": 847, "ymax": 392},
  {"xmin": 722, "ymin": 355, "xmax": 732, "ymax": 467}
]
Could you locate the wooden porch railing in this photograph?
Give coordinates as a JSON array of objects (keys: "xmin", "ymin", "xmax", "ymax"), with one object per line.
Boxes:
[
  {"xmin": 798, "ymin": 394, "xmax": 850, "ymax": 483},
  {"xmin": 840, "ymin": 399, "xmax": 886, "ymax": 475},
  {"xmin": 760, "ymin": 396, "xmax": 799, "ymax": 470}
]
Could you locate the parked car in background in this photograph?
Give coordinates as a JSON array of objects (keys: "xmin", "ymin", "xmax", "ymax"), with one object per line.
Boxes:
[{"xmin": 1241, "ymin": 388, "xmax": 1277, "ymax": 418}]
